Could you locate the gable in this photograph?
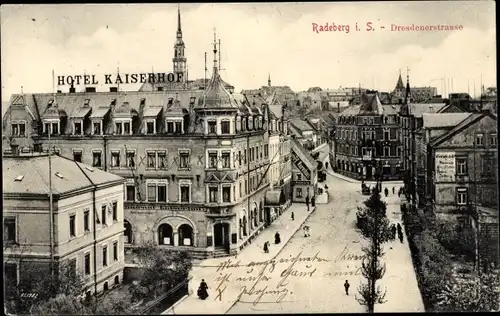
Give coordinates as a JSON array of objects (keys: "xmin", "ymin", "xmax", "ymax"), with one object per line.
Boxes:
[
  {"xmin": 435, "ymin": 115, "xmax": 497, "ymax": 148},
  {"xmin": 439, "ymin": 103, "xmax": 467, "ymax": 114},
  {"xmin": 205, "ymin": 173, "xmax": 220, "ymax": 183}
]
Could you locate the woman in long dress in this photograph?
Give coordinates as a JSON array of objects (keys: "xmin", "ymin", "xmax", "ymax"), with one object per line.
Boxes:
[
  {"xmin": 275, "ymin": 232, "xmax": 281, "ymax": 244},
  {"xmin": 198, "ymin": 279, "xmax": 209, "ymax": 300}
]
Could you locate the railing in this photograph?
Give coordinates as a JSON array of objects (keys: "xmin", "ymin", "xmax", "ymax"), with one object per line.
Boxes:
[{"xmin": 137, "ymin": 276, "xmax": 191, "ymax": 315}]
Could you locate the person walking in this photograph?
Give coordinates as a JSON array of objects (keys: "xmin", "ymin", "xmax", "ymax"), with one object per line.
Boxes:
[
  {"xmin": 391, "ymin": 224, "xmax": 397, "ymax": 241},
  {"xmin": 275, "ymin": 232, "xmax": 281, "ymax": 244},
  {"xmin": 398, "ymin": 230, "xmax": 404, "ymax": 243},
  {"xmin": 392, "ymin": 187, "xmax": 395, "ymax": 194},
  {"xmin": 397, "ymin": 223, "xmax": 403, "ymax": 235},
  {"xmin": 344, "ymin": 280, "xmax": 350, "ymax": 295},
  {"xmin": 291, "ymin": 212, "xmax": 295, "ymax": 221},
  {"xmin": 398, "ymin": 188, "xmax": 401, "ymax": 197},
  {"xmin": 305, "ymin": 195, "xmax": 310, "ymax": 212},
  {"xmin": 384, "ymin": 187, "xmax": 388, "ymax": 197},
  {"xmin": 325, "ymin": 161, "xmax": 329, "ymax": 170},
  {"xmin": 198, "ymin": 279, "xmax": 209, "ymax": 300},
  {"xmin": 263, "ymin": 241, "xmax": 269, "ymax": 253}
]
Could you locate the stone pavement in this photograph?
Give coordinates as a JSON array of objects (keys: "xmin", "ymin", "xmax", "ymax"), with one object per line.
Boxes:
[
  {"xmin": 324, "ymin": 167, "xmax": 403, "ymax": 186},
  {"xmin": 377, "ymin": 187, "xmax": 425, "ymax": 312},
  {"xmin": 162, "ymin": 202, "xmax": 317, "ymax": 315}
]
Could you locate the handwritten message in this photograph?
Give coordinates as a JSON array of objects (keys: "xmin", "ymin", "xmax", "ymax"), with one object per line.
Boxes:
[{"xmin": 210, "ymin": 246, "xmax": 364, "ymax": 305}]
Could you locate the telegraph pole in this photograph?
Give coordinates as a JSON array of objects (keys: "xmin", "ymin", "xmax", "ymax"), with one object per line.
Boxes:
[{"xmin": 49, "ymin": 70, "xmax": 55, "ymax": 276}]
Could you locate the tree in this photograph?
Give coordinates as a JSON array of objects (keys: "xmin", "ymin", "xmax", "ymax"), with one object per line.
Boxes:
[
  {"xmin": 356, "ymin": 191, "xmax": 392, "ymax": 313},
  {"xmin": 436, "ymin": 270, "xmax": 500, "ymax": 312},
  {"xmin": 128, "ymin": 242, "xmax": 193, "ymax": 302}
]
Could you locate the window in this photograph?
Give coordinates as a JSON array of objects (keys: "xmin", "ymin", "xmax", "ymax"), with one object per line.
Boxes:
[
  {"xmin": 84, "ymin": 253, "xmax": 91, "ymax": 275},
  {"xmin": 11, "ymin": 122, "xmax": 26, "ymax": 136},
  {"xmin": 296, "ymin": 188, "xmax": 303, "ymax": 198},
  {"xmin": 457, "ymin": 158, "xmax": 467, "ymax": 175},
  {"xmin": 456, "ymin": 188, "xmax": 467, "ymax": 205},
  {"xmin": 126, "ymin": 185, "xmax": 135, "ymax": 202},
  {"xmin": 4, "ymin": 217, "xmax": 16, "ymax": 243},
  {"xmin": 112, "ymin": 202, "xmax": 117, "ymax": 221},
  {"xmin": 123, "ymin": 121, "xmax": 131, "ymax": 134},
  {"xmin": 238, "ymin": 150, "xmax": 242, "ymax": 165},
  {"xmin": 157, "ymin": 184, "xmax": 167, "ymax": 202},
  {"xmin": 239, "ymin": 182, "xmax": 242, "ymax": 197},
  {"xmin": 93, "ymin": 121, "xmax": 101, "ymax": 135},
  {"xmin": 264, "ymin": 144, "xmax": 269, "ymax": 158},
  {"xmin": 115, "ymin": 122, "xmax": 123, "ymax": 135},
  {"xmin": 482, "ymin": 157, "xmax": 493, "ymax": 175},
  {"xmin": 158, "ymin": 152, "xmax": 167, "ymax": 169},
  {"xmin": 222, "ymin": 186, "xmax": 231, "ymax": 202},
  {"xmin": 69, "ymin": 214, "xmax": 76, "ymax": 237},
  {"xmin": 146, "ymin": 121, "xmax": 155, "ymax": 134},
  {"xmin": 190, "ymin": 97, "xmax": 196, "ymax": 105},
  {"xmin": 147, "ymin": 183, "xmax": 156, "ymax": 202},
  {"xmin": 221, "ymin": 152, "xmax": 230, "ymax": 168},
  {"xmin": 113, "ymin": 242, "xmax": 118, "ymax": 261},
  {"xmin": 384, "ymin": 130, "xmax": 389, "ymax": 140},
  {"xmin": 73, "ymin": 150, "xmax": 82, "ymax": 163},
  {"xmin": 490, "ymin": 134, "xmax": 497, "ymax": 146},
  {"xmin": 69, "ymin": 258, "xmax": 77, "ymax": 279},
  {"xmin": 99, "ymin": 205, "xmax": 107, "ymax": 225},
  {"xmin": 208, "ymin": 121, "xmax": 217, "ymax": 134},
  {"xmin": 383, "ymin": 146, "xmax": 390, "ymax": 157},
  {"xmin": 209, "ymin": 152, "xmax": 218, "ymax": 168},
  {"xmin": 84, "ymin": 210, "xmax": 90, "ymax": 232},
  {"xmin": 180, "ymin": 184, "xmax": 190, "ymax": 202},
  {"xmin": 126, "ymin": 151, "xmax": 135, "ymax": 168},
  {"xmin": 297, "ymin": 173, "xmax": 302, "ymax": 181},
  {"xmin": 147, "ymin": 152, "xmax": 156, "ymax": 168},
  {"xmin": 175, "ymin": 121, "xmax": 182, "ymax": 133},
  {"xmin": 111, "ymin": 151, "xmax": 120, "ymax": 167},
  {"xmin": 74, "ymin": 121, "xmax": 82, "ymax": 135},
  {"xmin": 44, "ymin": 122, "xmax": 50, "ymax": 135},
  {"xmin": 92, "ymin": 151, "xmax": 102, "ymax": 167},
  {"xmin": 102, "ymin": 246, "xmax": 108, "ymax": 267},
  {"xmin": 221, "ymin": 120, "xmax": 230, "ymax": 134},
  {"xmin": 51, "ymin": 122, "xmax": 59, "ymax": 135},
  {"xmin": 476, "ymin": 133, "xmax": 484, "ymax": 146},
  {"xmin": 209, "ymin": 186, "xmax": 218, "ymax": 203},
  {"xmin": 397, "ymin": 146, "xmax": 401, "ymax": 157},
  {"xmin": 167, "ymin": 121, "xmax": 174, "ymax": 133},
  {"xmin": 180, "ymin": 152, "xmax": 190, "ymax": 169}
]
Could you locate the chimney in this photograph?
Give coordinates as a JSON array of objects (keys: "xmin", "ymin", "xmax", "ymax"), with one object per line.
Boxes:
[
  {"xmin": 110, "ymin": 87, "xmax": 118, "ymax": 93},
  {"xmin": 337, "ymin": 102, "xmax": 340, "ymax": 112},
  {"xmin": 69, "ymin": 86, "xmax": 76, "ymax": 93},
  {"xmin": 57, "ymin": 90, "xmax": 62, "ymax": 93},
  {"xmin": 85, "ymin": 87, "xmax": 96, "ymax": 93}
]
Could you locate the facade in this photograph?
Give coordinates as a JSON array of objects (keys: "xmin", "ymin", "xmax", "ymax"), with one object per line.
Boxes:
[
  {"xmin": 290, "ymin": 137, "xmax": 318, "ymax": 203},
  {"xmin": 3, "ymin": 154, "xmax": 126, "ymax": 296},
  {"xmin": 333, "ymin": 93, "xmax": 402, "ymax": 181}
]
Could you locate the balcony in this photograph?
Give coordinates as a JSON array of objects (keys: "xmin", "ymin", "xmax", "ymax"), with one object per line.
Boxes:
[{"xmin": 205, "ymin": 207, "xmax": 236, "ymax": 218}]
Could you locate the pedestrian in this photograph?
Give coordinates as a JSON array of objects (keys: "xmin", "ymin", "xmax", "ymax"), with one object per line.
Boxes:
[
  {"xmin": 391, "ymin": 224, "xmax": 397, "ymax": 240},
  {"xmin": 325, "ymin": 161, "xmax": 329, "ymax": 170},
  {"xmin": 305, "ymin": 195, "xmax": 310, "ymax": 212},
  {"xmin": 291, "ymin": 212, "xmax": 295, "ymax": 221},
  {"xmin": 397, "ymin": 223, "xmax": 402, "ymax": 235},
  {"xmin": 344, "ymin": 280, "xmax": 350, "ymax": 295},
  {"xmin": 392, "ymin": 187, "xmax": 395, "ymax": 194},
  {"xmin": 275, "ymin": 232, "xmax": 281, "ymax": 244},
  {"xmin": 197, "ymin": 279, "xmax": 209, "ymax": 300},
  {"xmin": 398, "ymin": 188, "xmax": 401, "ymax": 197},
  {"xmin": 398, "ymin": 230, "xmax": 404, "ymax": 243},
  {"xmin": 384, "ymin": 187, "xmax": 388, "ymax": 197},
  {"xmin": 263, "ymin": 241, "xmax": 269, "ymax": 253},
  {"xmin": 311, "ymin": 196, "xmax": 316, "ymax": 207}
]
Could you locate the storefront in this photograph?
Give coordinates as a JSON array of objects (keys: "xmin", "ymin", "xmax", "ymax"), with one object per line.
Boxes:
[{"xmin": 291, "ymin": 138, "xmax": 318, "ymax": 203}]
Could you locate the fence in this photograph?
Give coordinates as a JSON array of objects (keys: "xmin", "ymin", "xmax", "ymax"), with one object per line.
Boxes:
[{"xmin": 137, "ymin": 276, "xmax": 191, "ymax": 315}]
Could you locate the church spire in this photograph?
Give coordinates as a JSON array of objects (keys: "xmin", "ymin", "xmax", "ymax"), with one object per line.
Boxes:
[
  {"xmin": 405, "ymin": 67, "xmax": 412, "ymax": 104},
  {"xmin": 213, "ymin": 28, "xmax": 218, "ymax": 73},
  {"xmin": 173, "ymin": 3, "xmax": 186, "ymax": 83}
]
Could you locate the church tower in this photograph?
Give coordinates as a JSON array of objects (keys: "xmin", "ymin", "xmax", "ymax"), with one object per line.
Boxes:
[{"xmin": 173, "ymin": 4, "xmax": 187, "ymax": 83}]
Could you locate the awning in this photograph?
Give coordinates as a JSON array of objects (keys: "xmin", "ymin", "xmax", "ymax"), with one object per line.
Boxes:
[
  {"xmin": 90, "ymin": 107, "xmax": 110, "ymax": 119},
  {"xmin": 265, "ymin": 190, "xmax": 281, "ymax": 206},
  {"xmin": 143, "ymin": 106, "xmax": 163, "ymax": 117},
  {"xmin": 71, "ymin": 107, "xmax": 91, "ymax": 119}
]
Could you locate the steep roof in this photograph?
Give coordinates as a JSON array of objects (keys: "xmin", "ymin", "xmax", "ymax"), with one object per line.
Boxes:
[
  {"xmin": 421, "ymin": 113, "xmax": 472, "ymax": 129},
  {"xmin": 291, "ymin": 137, "xmax": 316, "ymax": 171},
  {"xmin": 196, "ymin": 65, "xmax": 239, "ymax": 110},
  {"xmin": 359, "ymin": 93, "xmax": 384, "ymax": 115},
  {"xmin": 394, "ymin": 73, "xmax": 405, "ymax": 90},
  {"xmin": 410, "ymin": 103, "xmax": 447, "ymax": 117},
  {"xmin": 3, "ymin": 155, "xmax": 124, "ymax": 196},
  {"xmin": 290, "ymin": 119, "xmax": 315, "ymax": 132},
  {"xmin": 139, "ymin": 77, "xmax": 234, "ymax": 92},
  {"xmin": 430, "ymin": 111, "xmax": 497, "ymax": 147}
]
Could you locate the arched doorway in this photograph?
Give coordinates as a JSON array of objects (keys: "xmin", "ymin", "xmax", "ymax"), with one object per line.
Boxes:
[
  {"xmin": 259, "ymin": 201, "xmax": 264, "ymax": 222},
  {"xmin": 124, "ymin": 220, "xmax": 133, "ymax": 244},
  {"xmin": 253, "ymin": 204, "xmax": 258, "ymax": 227},
  {"xmin": 178, "ymin": 224, "xmax": 194, "ymax": 246},
  {"xmin": 158, "ymin": 224, "xmax": 174, "ymax": 245},
  {"xmin": 337, "ymin": 160, "xmax": 341, "ymax": 169},
  {"xmin": 214, "ymin": 222, "xmax": 230, "ymax": 249},
  {"xmin": 242, "ymin": 215, "xmax": 247, "ymax": 236},
  {"xmin": 114, "ymin": 275, "xmax": 119, "ymax": 285}
]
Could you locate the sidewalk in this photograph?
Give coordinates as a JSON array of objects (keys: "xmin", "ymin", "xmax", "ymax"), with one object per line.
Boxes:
[
  {"xmin": 162, "ymin": 203, "xmax": 317, "ymax": 315},
  {"xmin": 325, "ymin": 168, "xmax": 403, "ymax": 186},
  {"xmin": 376, "ymin": 192, "xmax": 425, "ymax": 312}
]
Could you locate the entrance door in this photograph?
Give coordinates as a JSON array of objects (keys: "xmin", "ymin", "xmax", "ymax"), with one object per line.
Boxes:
[
  {"xmin": 264, "ymin": 208, "xmax": 271, "ymax": 226},
  {"xmin": 214, "ymin": 223, "xmax": 230, "ymax": 249},
  {"xmin": 366, "ymin": 166, "xmax": 373, "ymax": 179}
]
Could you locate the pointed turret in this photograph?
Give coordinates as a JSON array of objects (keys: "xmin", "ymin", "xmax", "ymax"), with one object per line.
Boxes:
[
  {"xmin": 404, "ymin": 68, "xmax": 412, "ymax": 105},
  {"xmin": 173, "ymin": 3, "xmax": 187, "ymax": 83},
  {"xmin": 395, "ymin": 70, "xmax": 405, "ymax": 90}
]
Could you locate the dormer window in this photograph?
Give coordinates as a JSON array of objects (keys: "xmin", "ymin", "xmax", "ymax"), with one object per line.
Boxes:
[
  {"xmin": 168, "ymin": 98, "xmax": 173, "ymax": 105},
  {"xmin": 93, "ymin": 121, "xmax": 102, "ymax": 135},
  {"xmin": 175, "ymin": 121, "xmax": 182, "ymax": 134},
  {"xmin": 115, "ymin": 122, "xmax": 123, "ymax": 134},
  {"xmin": 74, "ymin": 121, "xmax": 83, "ymax": 135},
  {"xmin": 84, "ymin": 99, "xmax": 90, "ymax": 106},
  {"xmin": 140, "ymin": 98, "xmax": 146, "ymax": 107},
  {"xmin": 114, "ymin": 119, "xmax": 132, "ymax": 135},
  {"xmin": 189, "ymin": 97, "xmax": 196, "ymax": 105},
  {"xmin": 124, "ymin": 121, "xmax": 131, "ymax": 134},
  {"xmin": 208, "ymin": 120, "xmax": 217, "ymax": 134},
  {"xmin": 48, "ymin": 99, "xmax": 54, "ymax": 107},
  {"xmin": 167, "ymin": 121, "xmax": 174, "ymax": 133},
  {"xmin": 146, "ymin": 121, "xmax": 155, "ymax": 134},
  {"xmin": 165, "ymin": 119, "xmax": 184, "ymax": 134},
  {"xmin": 43, "ymin": 120, "xmax": 60, "ymax": 135}
]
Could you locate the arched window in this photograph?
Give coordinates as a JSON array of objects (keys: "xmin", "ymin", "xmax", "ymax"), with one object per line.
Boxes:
[
  {"xmin": 114, "ymin": 275, "xmax": 119, "ymax": 285},
  {"xmin": 242, "ymin": 215, "xmax": 247, "ymax": 236},
  {"xmin": 124, "ymin": 220, "xmax": 133, "ymax": 244},
  {"xmin": 158, "ymin": 224, "xmax": 174, "ymax": 245},
  {"xmin": 239, "ymin": 218, "xmax": 243, "ymax": 239},
  {"xmin": 178, "ymin": 224, "xmax": 194, "ymax": 246},
  {"xmin": 103, "ymin": 282, "xmax": 109, "ymax": 291},
  {"xmin": 253, "ymin": 207, "xmax": 258, "ymax": 226}
]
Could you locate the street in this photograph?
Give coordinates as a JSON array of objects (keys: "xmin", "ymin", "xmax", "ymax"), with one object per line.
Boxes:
[{"xmin": 165, "ymin": 152, "xmax": 425, "ymax": 314}]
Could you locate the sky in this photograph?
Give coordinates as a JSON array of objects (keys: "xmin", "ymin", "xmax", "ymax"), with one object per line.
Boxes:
[{"xmin": 1, "ymin": 1, "xmax": 496, "ymax": 102}]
